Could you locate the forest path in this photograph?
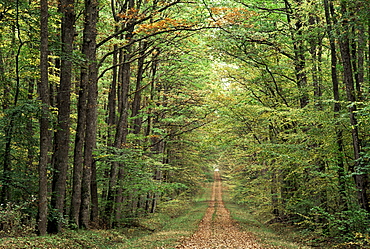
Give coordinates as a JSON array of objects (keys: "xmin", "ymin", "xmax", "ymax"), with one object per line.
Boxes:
[{"xmin": 175, "ymin": 171, "xmax": 273, "ymax": 249}]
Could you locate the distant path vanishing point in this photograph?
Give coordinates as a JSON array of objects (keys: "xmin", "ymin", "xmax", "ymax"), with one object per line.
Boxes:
[{"xmin": 176, "ymin": 171, "xmax": 272, "ymax": 249}]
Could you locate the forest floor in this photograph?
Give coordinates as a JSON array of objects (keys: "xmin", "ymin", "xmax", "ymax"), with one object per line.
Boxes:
[{"xmin": 175, "ymin": 171, "xmax": 270, "ymax": 249}]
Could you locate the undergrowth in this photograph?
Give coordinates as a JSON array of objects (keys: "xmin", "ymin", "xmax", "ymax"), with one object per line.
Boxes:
[
  {"xmin": 0, "ymin": 229, "xmax": 128, "ymax": 249},
  {"xmin": 224, "ymin": 181, "xmax": 370, "ymax": 248},
  {"xmin": 120, "ymin": 183, "xmax": 211, "ymax": 248},
  {"xmin": 0, "ymin": 183, "xmax": 211, "ymax": 249},
  {"xmin": 222, "ymin": 183, "xmax": 322, "ymax": 249}
]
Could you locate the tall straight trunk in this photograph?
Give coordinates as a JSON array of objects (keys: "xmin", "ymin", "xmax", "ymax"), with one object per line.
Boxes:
[
  {"xmin": 294, "ymin": 26, "xmax": 308, "ymax": 108},
  {"xmin": 114, "ymin": 47, "xmax": 131, "ymax": 223},
  {"xmin": 70, "ymin": 83, "xmax": 87, "ymax": 227},
  {"xmin": 117, "ymin": 47, "xmax": 124, "ymax": 116},
  {"xmin": 70, "ymin": 44, "xmax": 88, "ymax": 229},
  {"xmin": 1, "ymin": 4, "xmax": 23, "ymax": 204},
  {"xmin": 308, "ymin": 15, "xmax": 323, "ymax": 108},
  {"xmin": 124, "ymin": 41, "xmax": 148, "ymax": 219},
  {"xmin": 268, "ymin": 125, "xmax": 280, "ymax": 216},
  {"xmin": 324, "ymin": 0, "xmax": 348, "ymax": 209},
  {"xmin": 324, "ymin": 0, "xmax": 347, "ymax": 209},
  {"xmin": 107, "ymin": 42, "xmax": 118, "ymax": 146},
  {"xmin": 353, "ymin": 25, "xmax": 365, "ymax": 101},
  {"xmin": 0, "ymin": 34, "xmax": 8, "ymax": 111},
  {"xmin": 104, "ymin": 162, "xmax": 118, "ymax": 228},
  {"xmin": 145, "ymin": 50, "xmax": 159, "ymax": 139},
  {"xmin": 37, "ymin": 0, "xmax": 50, "ymax": 235},
  {"xmin": 131, "ymin": 42, "xmax": 147, "ymax": 135},
  {"xmin": 338, "ymin": 2, "xmax": 369, "ymax": 212},
  {"xmin": 112, "ymin": 0, "xmax": 135, "ymax": 224},
  {"xmin": 102, "ymin": 31, "xmax": 118, "ymax": 205},
  {"xmin": 80, "ymin": 0, "xmax": 98, "ymax": 229},
  {"xmin": 27, "ymin": 80, "xmax": 36, "ymax": 169},
  {"xmin": 90, "ymin": 160, "xmax": 99, "ymax": 224},
  {"xmin": 368, "ymin": 20, "xmax": 370, "ymax": 86},
  {"xmin": 49, "ymin": 0, "xmax": 75, "ymax": 233},
  {"xmin": 105, "ymin": 24, "xmax": 133, "ymax": 227},
  {"xmin": 284, "ymin": 0, "xmax": 308, "ymax": 108}
]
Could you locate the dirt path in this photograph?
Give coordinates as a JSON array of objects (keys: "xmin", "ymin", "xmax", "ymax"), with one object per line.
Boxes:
[{"xmin": 176, "ymin": 171, "xmax": 269, "ymax": 249}]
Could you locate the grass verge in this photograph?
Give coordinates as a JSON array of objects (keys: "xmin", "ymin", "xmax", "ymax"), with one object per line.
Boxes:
[
  {"xmin": 0, "ymin": 184, "xmax": 211, "ymax": 249},
  {"xmin": 222, "ymin": 183, "xmax": 328, "ymax": 249},
  {"xmin": 0, "ymin": 229, "xmax": 128, "ymax": 249},
  {"xmin": 120, "ymin": 184, "xmax": 211, "ymax": 249}
]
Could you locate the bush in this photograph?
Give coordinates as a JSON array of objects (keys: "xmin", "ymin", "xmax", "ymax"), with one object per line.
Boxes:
[
  {"xmin": 0, "ymin": 201, "xmax": 36, "ymax": 237},
  {"xmin": 303, "ymin": 206, "xmax": 370, "ymax": 244}
]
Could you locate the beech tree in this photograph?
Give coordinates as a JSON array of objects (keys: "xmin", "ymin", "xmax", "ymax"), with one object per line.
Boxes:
[
  {"xmin": 37, "ymin": 0, "xmax": 50, "ymax": 236},
  {"xmin": 49, "ymin": 0, "xmax": 76, "ymax": 233}
]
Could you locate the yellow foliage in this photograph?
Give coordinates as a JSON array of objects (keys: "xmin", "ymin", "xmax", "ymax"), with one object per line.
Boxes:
[
  {"xmin": 209, "ymin": 7, "xmax": 257, "ymax": 27},
  {"xmin": 134, "ymin": 18, "xmax": 191, "ymax": 35}
]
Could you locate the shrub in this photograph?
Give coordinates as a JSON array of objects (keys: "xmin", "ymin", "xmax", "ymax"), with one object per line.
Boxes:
[
  {"xmin": 303, "ymin": 206, "xmax": 370, "ymax": 245},
  {"xmin": 0, "ymin": 201, "xmax": 36, "ymax": 237}
]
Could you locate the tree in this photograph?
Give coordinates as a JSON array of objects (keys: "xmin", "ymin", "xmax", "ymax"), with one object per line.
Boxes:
[
  {"xmin": 80, "ymin": 0, "xmax": 99, "ymax": 228},
  {"xmin": 37, "ymin": 0, "xmax": 51, "ymax": 236},
  {"xmin": 49, "ymin": 0, "xmax": 76, "ymax": 233},
  {"xmin": 337, "ymin": 0, "xmax": 369, "ymax": 212},
  {"xmin": 323, "ymin": 0, "xmax": 347, "ymax": 209}
]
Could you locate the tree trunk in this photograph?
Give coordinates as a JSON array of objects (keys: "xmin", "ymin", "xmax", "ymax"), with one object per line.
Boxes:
[
  {"xmin": 27, "ymin": 80, "xmax": 36, "ymax": 169},
  {"xmin": 0, "ymin": 34, "xmax": 8, "ymax": 111},
  {"xmin": 324, "ymin": 0, "xmax": 347, "ymax": 209},
  {"xmin": 102, "ymin": 30, "xmax": 118, "ymax": 206},
  {"xmin": 338, "ymin": 2, "xmax": 369, "ymax": 212},
  {"xmin": 112, "ymin": 1, "xmax": 135, "ymax": 221},
  {"xmin": 114, "ymin": 47, "xmax": 131, "ymax": 223},
  {"xmin": 131, "ymin": 42, "xmax": 147, "ymax": 136},
  {"xmin": 1, "ymin": 16, "xmax": 23, "ymax": 205},
  {"xmin": 90, "ymin": 160, "xmax": 99, "ymax": 225},
  {"xmin": 70, "ymin": 41, "xmax": 88, "ymax": 229},
  {"xmin": 79, "ymin": 0, "xmax": 99, "ymax": 229},
  {"xmin": 107, "ymin": 42, "xmax": 118, "ymax": 146},
  {"xmin": 284, "ymin": 0, "xmax": 309, "ymax": 108},
  {"xmin": 49, "ymin": 0, "xmax": 75, "ymax": 233},
  {"xmin": 308, "ymin": 15, "xmax": 322, "ymax": 108},
  {"xmin": 105, "ymin": 28, "xmax": 132, "ymax": 227},
  {"xmin": 37, "ymin": 0, "xmax": 50, "ymax": 235},
  {"xmin": 145, "ymin": 50, "xmax": 159, "ymax": 139},
  {"xmin": 353, "ymin": 25, "xmax": 365, "ymax": 101}
]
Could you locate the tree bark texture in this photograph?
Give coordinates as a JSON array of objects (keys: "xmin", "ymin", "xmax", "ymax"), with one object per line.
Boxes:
[
  {"xmin": 323, "ymin": 0, "xmax": 348, "ymax": 209},
  {"xmin": 37, "ymin": 0, "xmax": 50, "ymax": 235},
  {"xmin": 338, "ymin": 2, "xmax": 369, "ymax": 212},
  {"xmin": 131, "ymin": 42, "xmax": 147, "ymax": 136},
  {"xmin": 80, "ymin": 0, "xmax": 99, "ymax": 228},
  {"xmin": 49, "ymin": 0, "xmax": 75, "ymax": 233}
]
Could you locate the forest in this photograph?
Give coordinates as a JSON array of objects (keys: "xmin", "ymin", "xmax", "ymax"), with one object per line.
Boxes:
[{"xmin": 0, "ymin": 0, "xmax": 370, "ymax": 247}]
